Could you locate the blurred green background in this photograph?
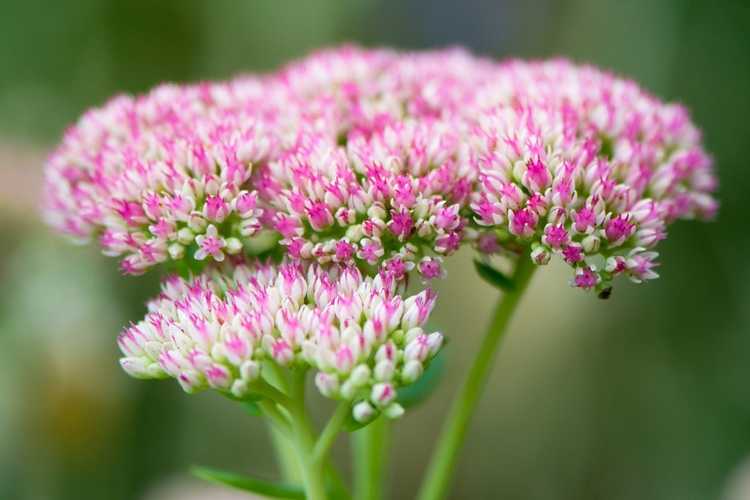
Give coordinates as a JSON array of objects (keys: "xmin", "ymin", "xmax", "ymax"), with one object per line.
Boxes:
[{"xmin": 1, "ymin": 1, "xmax": 749, "ymax": 499}]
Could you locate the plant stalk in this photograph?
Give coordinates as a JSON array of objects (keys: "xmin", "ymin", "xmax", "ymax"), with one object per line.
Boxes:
[
  {"xmin": 313, "ymin": 401, "xmax": 349, "ymax": 464},
  {"xmin": 288, "ymin": 369, "xmax": 328, "ymax": 500},
  {"xmin": 416, "ymin": 254, "xmax": 536, "ymax": 500},
  {"xmin": 353, "ymin": 416, "xmax": 389, "ymax": 500},
  {"xmin": 269, "ymin": 424, "xmax": 303, "ymax": 482}
]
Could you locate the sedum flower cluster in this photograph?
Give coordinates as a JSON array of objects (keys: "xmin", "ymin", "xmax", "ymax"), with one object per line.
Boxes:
[
  {"xmin": 468, "ymin": 60, "xmax": 717, "ymax": 290},
  {"xmin": 119, "ymin": 258, "xmax": 440, "ymax": 421},
  {"xmin": 43, "ymin": 46, "xmax": 717, "ymax": 418},
  {"xmin": 42, "ymin": 81, "xmax": 277, "ymax": 275}
]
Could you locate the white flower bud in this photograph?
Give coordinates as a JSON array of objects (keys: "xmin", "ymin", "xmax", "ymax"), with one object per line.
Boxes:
[
  {"xmin": 315, "ymin": 372, "xmax": 340, "ymax": 398},
  {"xmin": 239, "ymin": 361, "xmax": 259, "ymax": 381},
  {"xmin": 367, "ymin": 204, "xmax": 387, "ymax": 220},
  {"xmin": 530, "ymin": 245, "xmax": 551, "ymax": 265},
  {"xmin": 168, "ymin": 243, "xmax": 185, "ymax": 260},
  {"xmin": 353, "ymin": 401, "xmax": 376, "ymax": 423},
  {"xmin": 374, "ymin": 360, "xmax": 395, "ymax": 381},
  {"xmin": 230, "ymin": 379, "xmax": 249, "ymax": 398},
  {"xmin": 188, "ymin": 212, "xmax": 207, "ymax": 232},
  {"xmin": 177, "ymin": 227, "xmax": 194, "ymax": 245},
  {"xmin": 345, "ymin": 224, "xmax": 364, "ymax": 241},
  {"xmin": 404, "ymin": 327, "xmax": 423, "ymax": 344},
  {"xmin": 349, "ymin": 364, "xmax": 371, "ymax": 387},
  {"xmin": 427, "ymin": 332, "xmax": 443, "ymax": 357},
  {"xmin": 120, "ymin": 357, "xmax": 151, "ymax": 378},
  {"xmin": 401, "ymin": 301, "xmax": 421, "ymax": 330},
  {"xmin": 225, "ymin": 237, "xmax": 243, "ymax": 254},
  {"xmin": 371, "ymin": 383, "xmax": 396, "ymax": 407},
  {"xmin": 401, "ymin": 359, "xmax": 423, "ymax": 383},
  {"xmin": 383, "ymin": 403, "xmax": 405, "ymax": 419},
  {"xmin": 582, "ymin": 235, "xmax": 600, "ymax": 253}
]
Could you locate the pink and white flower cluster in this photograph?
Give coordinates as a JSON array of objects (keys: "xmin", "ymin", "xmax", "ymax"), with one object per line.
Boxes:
[
  {"xmin": 118, "ymin": 258, "xmax": 442, "ymax": 422},
  {"xmin": 42, "ymin": 81, "xmax": 278, "ymax": 274},
  {"xmin": 467, "ymin": 59, "xmax": 717, "ymax": 289},
  {"xmin": 43, "ymin": 46, "xmax": 716, "ymax": 288},
  {"xmin": 44, "ymin": 46, "xmax": 718, "ymax": 419},
  {"xmin": 43, "ymin": 47, "xmax": 495, "ymax": 278},
  {"xmin": 252, "ymin": 48, "xmax": 497, "ymax": 280}
]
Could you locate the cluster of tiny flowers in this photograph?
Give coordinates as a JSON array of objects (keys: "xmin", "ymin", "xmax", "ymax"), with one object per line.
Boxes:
[
  {"xmin": 43, "ymin": 46, "xmax": 718, "ymax": 426},
  {"xmin": 42, "ymin": 47, "xmax": 503, "ymax": 280},
  {"xmin": 467, "ymin": 59, "xmax": 717, "ymax": 291},
  {"xmin": 255, "ymin": 121, "xmax": 473, "ymax": 282},
  {"xmin": 253, "ymin": 47, "xmax": 499, "ymax": 281},
  {"xmin": 117, "ymin": 258, "xmax": 442, "ymax": 422},
  {"xmin": 42, "ymin": 79, "xmax": 283, "ymax": 274},
  {"xmin": 43, "ymin": 47, "xmax": 716, "ymax": 288}
]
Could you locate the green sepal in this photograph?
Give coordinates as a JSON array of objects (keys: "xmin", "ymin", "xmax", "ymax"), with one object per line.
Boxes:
[
  {"xmin": 192, "ymin": 465, "xmax": 306, "ymax": 499},
  {"xmin": 397, "ymin": 347, "xmax": 446, "ymax": 408},
  {"xmin": 473, "ymin": 259, "xmax": 516, "ymax": 291}
]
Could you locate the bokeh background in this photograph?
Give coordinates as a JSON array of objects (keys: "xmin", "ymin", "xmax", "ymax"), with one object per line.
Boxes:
[{"xmin": 1, "ymin": 1, "xmax": 749, "ymax": 499}]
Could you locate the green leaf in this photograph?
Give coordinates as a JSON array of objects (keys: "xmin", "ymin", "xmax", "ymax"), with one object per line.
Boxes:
[
  {"xmin": 473, "ymin": 259, "xmax": 516, "ymax": 291},
  {"xmin": 192, "ymin": 466, "xmax": 305, "ymax": 499},
  {"xmin": 397, "ymin": 348, "xmax": 446, "ymax": 409}
]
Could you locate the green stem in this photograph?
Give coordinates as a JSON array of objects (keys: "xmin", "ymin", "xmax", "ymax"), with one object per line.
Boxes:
[
  {"xmin": 250, "ymin": 379, "xmax": 291, "ymax": 406},
  {"xmin": 268, "ymin": 423, "xmax": 303, "ymax": 482},
  {"xmin": 258, "ymin": 399, "xmax": 291, "ymax": 433},
  {"xmin": 313, "ymin": 401, "xmax": 350, "ymax": 464},
  {"xmin": 262, "ymin": 382, "xmax": 350, "ymax": 498},
  {"xmin": 416, "ymin": 254, "xmax": 536, "ymax": 500},
  {"xmin": 325, "ymin": 460, "xmax": 351, "ymax": 500},
  {"xmin": 288, "ymin": 369, "xmax": 328, "ymax": 500},
  {"xmin": 353, "ymin": 416, "xmax": 389, "ymax": 500}
]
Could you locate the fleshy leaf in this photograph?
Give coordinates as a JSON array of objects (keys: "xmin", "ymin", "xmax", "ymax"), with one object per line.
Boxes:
[
  {"xmin": 473, "ymin": 259, "xmax": 515, "ymax": 291},
  {"xmin": 191, "ymin": 466, "xmax": 305, "ymax": 499}
]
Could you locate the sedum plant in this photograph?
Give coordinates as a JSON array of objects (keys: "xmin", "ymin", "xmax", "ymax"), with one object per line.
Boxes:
[{"xmin": 43, "ymin": 46, "xmax": 716, "ymax": 500}]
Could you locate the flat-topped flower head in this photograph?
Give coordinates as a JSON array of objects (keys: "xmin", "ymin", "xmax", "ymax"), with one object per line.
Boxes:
[
  {"xmin": 469, "ymin": 60, "xmax": 717, "ymax": 291},
  {"xmin": 255, "ymin": 121, "xmax": 473, "ymax": 281},
  {"xmin": 118, "ymin": 258, "xmax": 443, "ymax": 422},
  {"xmin": 42, "ymin": 78, "xmax": 285, "ymax": 274},
  {"xmin": 41, "ymin": 46, "xmax": 496, "ymax": 280},
  {"xmin": 252, "ymin": 47, "xmax": 498, "ymax": 280},
  {"xmin": 43, "ymin": 47, "xmax": 716, "ymax": 289}
]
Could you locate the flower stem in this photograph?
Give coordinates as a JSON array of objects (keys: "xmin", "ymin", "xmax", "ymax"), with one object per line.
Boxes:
[
  {"xmin": 258, "ymin": 399, "xmax": 291, "ymax": 434},
  {"xmin": 416, "ymin": 254, "xmax": 536, "ymax": 500},
  {"xmin": 251, "ymin": 378, "xmax": 291, "ymax": 406},
  {"xmin": 313, "ymin": 401, "xmax": 350, "ymax": 464},
  {"xmin": 353, "ymin": 416, "xmax": 389, "ymax": 500},
  {"xmin": 268, "ymin": 424, "xmax": 302, "ymax": 482},
  {"xmin": 288, "ymin": 369, "xmax": 328, "ymax": 500},
  {"xmin": 262, "ymin": 380, "xmax": 350, "ymax": 498}
]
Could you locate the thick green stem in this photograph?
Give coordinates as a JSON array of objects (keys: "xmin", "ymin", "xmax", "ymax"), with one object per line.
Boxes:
[
  {"xmin": 288, "ymin": 369, "xmax": 328, "ymax": 500},
  {"xmin": 268, "ymin": 424, "xmax": 302, "ymax": 482},
  {"xmin": 313, "ymin": 401, "xmax": 349, "ymax": 464},
  {"xmin": 258, "ymin": 399, "xmax": 291, "ymax": 433},
  {"xmin": 250, "ymin": 379, "xmax": 291, "ymax": 406},
  {"xmin": 353, "ymin": 416, "xmax": 389, "ymax": 500},
  {"xmin": 416, "ymin": 255, "xmax": 536, "ymax": 500}
]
